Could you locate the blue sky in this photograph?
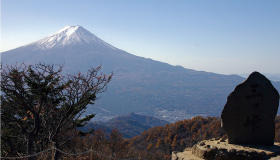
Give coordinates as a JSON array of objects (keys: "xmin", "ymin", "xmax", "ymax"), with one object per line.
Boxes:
[{"xmin": 1, "ymin": 0, "xmax": 280, "ymax": 74}]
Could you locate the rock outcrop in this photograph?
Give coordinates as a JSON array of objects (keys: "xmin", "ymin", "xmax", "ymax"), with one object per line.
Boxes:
[
  {"xmin": 171, "ymin": 72, "xmax": 280, "ymax": 160},
  {"xmin": 221, "ymin": 72, "xmax": 279, "ymax": 145},
  {"xmin": 172, "ymin": 139, "xmax": 280, "ymax": 160}
]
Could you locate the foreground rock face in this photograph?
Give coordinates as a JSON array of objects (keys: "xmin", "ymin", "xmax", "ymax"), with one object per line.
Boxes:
[
  {"xmin": 172, "ymin": 139, "xmax": 280, "ymax": 160},
  {"xmin": 221, "ymin": 72, "xmax": 279, "ymax": 145}
]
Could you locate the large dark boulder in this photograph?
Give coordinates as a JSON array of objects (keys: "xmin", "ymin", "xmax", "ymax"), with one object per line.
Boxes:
[{"xmin": 221, "ymin": 72, "xmax": 279, "ymax": 145}]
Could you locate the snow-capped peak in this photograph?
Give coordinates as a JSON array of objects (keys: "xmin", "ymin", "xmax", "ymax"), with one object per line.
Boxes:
[
  {"xmin": 32, "ymin": 25, "xmax": 116, "ymax": 50},
  {"xmin": 55, "ymin": 25, "xmax": 82, "ymax": 36}
]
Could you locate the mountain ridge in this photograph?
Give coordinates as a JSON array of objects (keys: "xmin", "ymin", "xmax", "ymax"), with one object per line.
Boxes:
[{"xmin": 81, "ymin": 112, "xmax": 169, "ymax": 138}]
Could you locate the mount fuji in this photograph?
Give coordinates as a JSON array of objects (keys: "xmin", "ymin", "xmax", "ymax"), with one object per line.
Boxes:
[
  {"xmin": 28, "ymin": 25, "xmax": 117, "ymax": 50},
  {"xmin": 2, "ymin": 25, "xmax": 279, "ymax": 122}
]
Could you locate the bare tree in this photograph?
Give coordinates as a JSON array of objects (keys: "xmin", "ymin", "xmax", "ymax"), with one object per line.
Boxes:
[{"xmin": 1, "ymin": 63, "xmax": 112, "ymax": 159}]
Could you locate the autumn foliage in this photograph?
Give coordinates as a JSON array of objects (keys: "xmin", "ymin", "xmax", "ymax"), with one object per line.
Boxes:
[
  {"xmin": 127, "ymin": 116, "xmax": 226, "ymax": 159},
  {"xmin": 63, "ymin": 116, "xmax": 280, "ymax": 160}
]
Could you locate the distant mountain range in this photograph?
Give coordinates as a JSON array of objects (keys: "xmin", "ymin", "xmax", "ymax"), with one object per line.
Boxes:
[
  {"xmin": 82, "ymin": 113, "xmax": 169, "ymax": 138},
  {"xmin": 2, "ymin": 25, "xmax": 280, "ymax": 122}
]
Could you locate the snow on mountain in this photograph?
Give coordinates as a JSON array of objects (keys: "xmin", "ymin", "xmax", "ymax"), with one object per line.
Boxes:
[
  {"xmin": 2, "ymin": 25, "xmax": 146, "ymax": 74},
  {"xmin": 27, "ymin": 25, "xmax": 117, "ymax": 50}
]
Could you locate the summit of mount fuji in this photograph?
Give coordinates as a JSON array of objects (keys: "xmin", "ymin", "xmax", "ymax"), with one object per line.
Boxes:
[
  {"xmin": 27, "ymin": 25, "xmax": 116, "ymax": 50},
  {"xmin": 1, "ymin": 25, "xmax": 137, "ymax": 69}
]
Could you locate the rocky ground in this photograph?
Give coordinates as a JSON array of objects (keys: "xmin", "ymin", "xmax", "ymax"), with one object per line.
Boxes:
[{"xmin": 172, "ymin": 138, "xmax": 280, "ymax": 160}]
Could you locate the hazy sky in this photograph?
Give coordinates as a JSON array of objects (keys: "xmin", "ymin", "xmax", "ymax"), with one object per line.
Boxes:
[{"xmin": 1, "ymin": 0, "xmax": 280, "ymax": 74}]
